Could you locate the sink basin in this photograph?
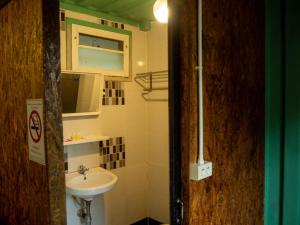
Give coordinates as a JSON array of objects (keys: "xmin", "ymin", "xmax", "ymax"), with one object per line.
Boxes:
[{"xmin": 65, "ymin": 167, "xmax": 118, "ymax": 200}]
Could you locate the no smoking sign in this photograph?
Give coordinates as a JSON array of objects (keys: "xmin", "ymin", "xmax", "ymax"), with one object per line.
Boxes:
[
  {"xmin": 29, "ymin": 110, "xmax": 42, "ymax": 143},
  {"xmin": 27, "ymin": 99, "xmax": 45, "ymax": 165}
]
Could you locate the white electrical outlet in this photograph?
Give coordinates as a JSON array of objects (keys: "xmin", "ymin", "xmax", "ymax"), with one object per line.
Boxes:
[{"xmin": 190, "ymin": 161, "xmax": 213, "ymax": 181}]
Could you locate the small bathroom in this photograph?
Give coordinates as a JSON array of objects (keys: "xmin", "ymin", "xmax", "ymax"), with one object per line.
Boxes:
[
  {"xmin": 59, "ymin": 1, "xmax": 170, "ymax": 224},
  {"xmin": 1, "ymin": 0, "xmax": 277, "ymax": 224}
]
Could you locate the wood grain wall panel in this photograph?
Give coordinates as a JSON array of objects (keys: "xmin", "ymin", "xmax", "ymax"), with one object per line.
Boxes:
[
  {"xmin": 188, "ymin": 0, "xmax": 264, "ymax": 224},
  {"xmin": 42, "ymin": 0, "xmax": 66, "ymax": 224},
  {"xmin": 0, "ymin": 0, "xmax": 63, "ymax": 224}
]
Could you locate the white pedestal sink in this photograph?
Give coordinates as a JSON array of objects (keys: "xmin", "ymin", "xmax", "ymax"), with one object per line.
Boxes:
[{"xmin": 65, "ymin": 167, "xmax": 118, "ymax": 200}]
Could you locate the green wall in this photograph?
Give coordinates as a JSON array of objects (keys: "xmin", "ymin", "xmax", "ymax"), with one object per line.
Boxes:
[
  {"xmin": 282, "ymin": 0, "xmax": 300, "ymax": 224},
  {"xmin": 265, "ymin": 0, "xmax": 300, "ymax": 225},
  {"xmin": 265, "ymin": 0, "xmax": 283, "ymax": 224}
]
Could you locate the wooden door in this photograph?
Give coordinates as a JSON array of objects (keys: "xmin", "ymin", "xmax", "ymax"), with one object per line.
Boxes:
[
  {"xmin": 168, "ymin": 0, "xmax": 265, "ymax": 224},
  {"xmin": 0, "ymin": 1, "xmax": 65, "ymax": 224}
]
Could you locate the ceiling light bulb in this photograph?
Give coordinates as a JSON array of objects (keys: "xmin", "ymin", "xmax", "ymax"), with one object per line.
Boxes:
[{"xmin": 153, "ymin": 0, "xmax": 168, "ymax": 23}]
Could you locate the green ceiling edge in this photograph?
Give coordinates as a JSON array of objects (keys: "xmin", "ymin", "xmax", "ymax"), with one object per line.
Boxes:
[
  {"xmin": 60, "ymin": 2, "xmax": 151, "ymax": 31},
  {"xmin": 66, "ymin": 17, "xmax": 132, "ymax": 36}
]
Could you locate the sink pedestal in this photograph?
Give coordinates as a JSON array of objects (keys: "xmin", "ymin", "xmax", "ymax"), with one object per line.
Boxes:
[{"xmin": 77, "ymin": 198, "xmax": 92, "ymax": 225}]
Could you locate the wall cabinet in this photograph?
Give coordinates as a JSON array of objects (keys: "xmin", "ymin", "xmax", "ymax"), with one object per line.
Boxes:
[
  {"xmin": 60, "ymin": 16, "xmax": 131, "ymax": 78},
  {"xmin": 71, "ymin": 24, "xmax": 129, "ymax": 77}
]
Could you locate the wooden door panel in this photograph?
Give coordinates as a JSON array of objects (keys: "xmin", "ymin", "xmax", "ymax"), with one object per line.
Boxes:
[{"xmin": 169, "ymin": 0, "xmax": 265, "ymax": 224}]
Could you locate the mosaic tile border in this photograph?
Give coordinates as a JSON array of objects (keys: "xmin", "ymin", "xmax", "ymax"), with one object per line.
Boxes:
[
  {"xmin": 99, "ymin": 137, "xmax": 126, "ymax": 170},
  {"xmin": 102, "ymin": 80, "xmax": 125, "ymax": 106},
  {"xmin": 97, "ymin": 18, "xmax": 125, "ymax": 30}
]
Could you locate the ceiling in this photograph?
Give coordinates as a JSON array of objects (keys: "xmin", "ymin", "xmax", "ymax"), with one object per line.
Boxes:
[{"xmin": 60, "ymin": 0, "xmax": 156, "ymax": 29}]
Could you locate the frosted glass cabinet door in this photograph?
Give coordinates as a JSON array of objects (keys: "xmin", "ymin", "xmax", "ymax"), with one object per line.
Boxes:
[
  {"xmin": 78, "ymin": 47, "xmax": 124, "ymax": 70},
  {"xmin": 79, "ymin": 33, "xmax": 123, "ymax": 51}
]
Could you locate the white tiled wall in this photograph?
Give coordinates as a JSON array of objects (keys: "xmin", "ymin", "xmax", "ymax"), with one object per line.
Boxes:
[
  {"xmin": 63, "ymin": 10, "xmax": 148, "ymax": 225},
  {"xmin": 146, "ymin": 22, "xmax": 170, "ymax": 224},
  {"xmin": 62, "ymin": 11, "xmax": 169, "ymax": 225}
]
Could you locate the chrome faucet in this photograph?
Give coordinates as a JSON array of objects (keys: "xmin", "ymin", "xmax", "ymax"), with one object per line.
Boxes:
[{"xmin": 78, "ymin": 165, "xmax": 89, "ymax": 180}]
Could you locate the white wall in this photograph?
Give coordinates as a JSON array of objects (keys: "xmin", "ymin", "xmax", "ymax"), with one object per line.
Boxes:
[
  {"xmin": 146, "ymin": 22, "xmax": 170, "ymax": 223},
  {"xmin": 62, "ymin": 11, "xmax": 169, "ymax": 225}
]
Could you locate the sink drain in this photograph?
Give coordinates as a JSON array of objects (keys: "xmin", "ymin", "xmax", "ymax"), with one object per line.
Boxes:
[{"xmin": 77, "ymin": 198, "xmax": 92, "ymax": 225}]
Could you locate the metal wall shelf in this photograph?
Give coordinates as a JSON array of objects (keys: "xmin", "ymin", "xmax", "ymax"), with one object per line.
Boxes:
[{"xmin": 134, "ymin": 70, "xmax": 168, "ymax": 101}]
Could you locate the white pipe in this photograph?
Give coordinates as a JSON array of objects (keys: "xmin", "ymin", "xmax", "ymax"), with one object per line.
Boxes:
[{"xmin": 198, "ymin": 0, "xmax": 204, "ymax": 165}]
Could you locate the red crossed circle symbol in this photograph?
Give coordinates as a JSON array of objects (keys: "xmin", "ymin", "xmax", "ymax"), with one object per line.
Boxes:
[{"xmin": 29, "ymin": 110, "xmax": 42, "ymax": 143}]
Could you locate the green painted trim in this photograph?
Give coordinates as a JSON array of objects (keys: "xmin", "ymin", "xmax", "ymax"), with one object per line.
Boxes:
[
  {"xmin": 66, "ymin": 17, "xmax": 132, "ymax": 37},
  {"xmin": 265, "ymin": 0, "xmax": 283, "ymax": 224},
  {"xmin": 139, "ymin": 21, "xmax": 151, "ymax": 31},
  {"xmin": 61, "ymin": 2, "xmax": 139, "ymax": 27},
  {"xmin": 282, "ymin": 1, "xmax": 300, "ymax": 224}
]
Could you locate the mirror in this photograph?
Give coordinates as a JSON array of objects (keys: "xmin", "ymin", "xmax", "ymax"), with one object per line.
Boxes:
[{"xmin": 61, "ymin": 72, "xmax": 104, "ymax": 117}]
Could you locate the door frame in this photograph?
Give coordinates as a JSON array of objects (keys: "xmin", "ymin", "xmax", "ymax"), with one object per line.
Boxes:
[
  {"xmin": 168, "ymin": 0, "xmax": 198, "ymax": 223},
  {"xmin": 168, "ymin": 1, "xmax": 183, "ymax": 222}
]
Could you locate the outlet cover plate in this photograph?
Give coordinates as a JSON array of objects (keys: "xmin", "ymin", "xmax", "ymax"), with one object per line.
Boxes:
[{"xmin": 190, "ymin": 161, "xmax": 213, "ymax": 181}]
